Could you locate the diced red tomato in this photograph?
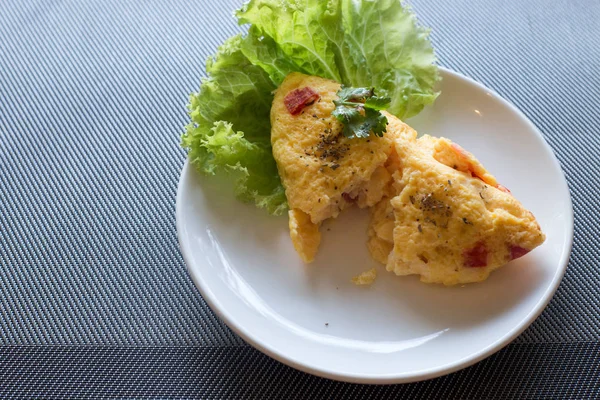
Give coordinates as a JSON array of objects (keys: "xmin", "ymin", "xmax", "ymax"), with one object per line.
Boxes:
[
  {"xmin": 284, "ymin": 87, "xmax": 320, "ymax": 115},
  {"xmin": 451, "ymin": 144, "xmax": 484, "ymax": 181},
  {"xmin": 496, "ymin": 184, "xmax": 511, "ymax": 194},
  {"xmin": 463, "ymin": 242, "xmax": 488, "ymax": 267},
  {"xmin": 509, "ymin": 245, "xmax": 530, "ymax": 260}
]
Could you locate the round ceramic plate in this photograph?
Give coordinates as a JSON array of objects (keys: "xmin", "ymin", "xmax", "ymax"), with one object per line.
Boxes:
[{"xmin": 176, "ymin": 68, "xmax": 573, "ymax": 384}]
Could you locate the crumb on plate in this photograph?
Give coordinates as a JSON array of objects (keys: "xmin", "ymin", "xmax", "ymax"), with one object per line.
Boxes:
[{"xmin": 351, "ymin": 268, "xmax": 377, "ymax": 286}]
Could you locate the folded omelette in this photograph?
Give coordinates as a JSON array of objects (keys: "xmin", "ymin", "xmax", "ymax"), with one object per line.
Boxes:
[
  {"xmin": 271, "ymin": 72, "xmax": 545, "ymax": 284},
  {"xmin": 271, "ymin": 72, "xmax": 415, "ymax": 262},
  {"xmin": 368, "ymin": 135, "xmax": 546, "ymax": 285}
]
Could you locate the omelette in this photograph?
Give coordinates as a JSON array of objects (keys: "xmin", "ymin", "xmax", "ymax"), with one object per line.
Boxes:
[
  {"xmin": 271, "ymin": 72, "xmax": 416, "ymax": 262},
  {"xmin": 368, "ymin": 134, "xmax": 546, "ymax": 285},
  {"xmin": 271, "ymin": 72, "xmax": 545, "ymax": 282}
]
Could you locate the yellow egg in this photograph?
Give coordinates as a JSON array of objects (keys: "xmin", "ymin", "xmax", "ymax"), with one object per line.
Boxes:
[
  {"xmin": 288, "ymin": 209, "xmax": 321, "ymax": 263},
  {"xmin": 271, "ymin": 72, "xmax": 416, "ymax": 262},
  {"xmin": 272, "ymin": 73, "xmax": 545, "ymax": 280},
  {"xmin": 368, "ymin": 134, "xmax": 546, "ymax": 285}
]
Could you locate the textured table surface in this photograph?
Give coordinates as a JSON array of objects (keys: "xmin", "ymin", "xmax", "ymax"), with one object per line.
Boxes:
[{"xmin": 1, "ymin": 0, "xmax": 600, "ymax": 398}]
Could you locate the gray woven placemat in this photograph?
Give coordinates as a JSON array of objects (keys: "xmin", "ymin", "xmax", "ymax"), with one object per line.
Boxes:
[{"xmin": 1, "ymin": 0, "xmax": 599, "ymax": 398}]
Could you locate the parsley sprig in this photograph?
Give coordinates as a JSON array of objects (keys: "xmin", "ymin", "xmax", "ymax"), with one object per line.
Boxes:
[{"xmin": 332, "ymin": 87, "xmax": 391, "ymax": 139}]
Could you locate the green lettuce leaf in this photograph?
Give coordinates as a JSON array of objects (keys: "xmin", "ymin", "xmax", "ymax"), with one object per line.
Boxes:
[
  {"xmin": 194, "ymin": 34, "xmax": 275, "ymax": 144},
  {"xmin": 181, "ymin": 36, "xmax": 287, "ymax": 215},
  {"xmin": 236, "ymin": 0, "xmax": 439, "ymax": 119},
  {"xmin": 339, "ymin": 0, "xmax": 439, "ymax": 118},
  {"xmin": 182, "ymin": 0, "xmax": 439, "ymax": 215},
  {"xmin": 239, "ymin": 26, "xmax": 301, "ymax": 85},
  {"xmin": 236, "ymin": 0, "xmax": 340, "ymax": 82}
]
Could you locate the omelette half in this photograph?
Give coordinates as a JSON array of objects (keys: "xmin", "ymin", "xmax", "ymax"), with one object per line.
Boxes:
[
  {"xmin": 271, "ymin": 73, "xmax": 416, "ymax": 262},
  {"xmin": 368, "ymin": 134, "xmax": 546, "ymax": 285}
]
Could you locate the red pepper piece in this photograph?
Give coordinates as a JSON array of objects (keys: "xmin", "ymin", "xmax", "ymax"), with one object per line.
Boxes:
[
  {"xmin": 463, "ymin": 242, "xmax": 488, "ymax": 267},
  {"xmin": 496, "ymin": 184, "xmax": 511, "ymax": 194},
  {"xmin": 451, "ymin": 143, "xmax": 511, "ymax": 194},
  {"xmin": 451, "ymin": 144, "xmax": 485, "ymax": 181},
  {"xmin": 284, "ymin": 87, "xmax": 320, "ymax": 115},
  {"xmin": 509, "ymin": 245, "xmax": 530, "ymax": 260}
]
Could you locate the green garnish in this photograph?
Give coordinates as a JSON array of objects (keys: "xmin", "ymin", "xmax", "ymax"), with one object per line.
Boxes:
[{"xmin": 332, "ymin": 87, "xmax": 391, "ymax": 139}]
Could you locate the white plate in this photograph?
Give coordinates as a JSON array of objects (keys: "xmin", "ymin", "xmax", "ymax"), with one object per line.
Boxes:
[{"xmin": 176, "ymin": 68, "xmax": 573, "ymax": 384}]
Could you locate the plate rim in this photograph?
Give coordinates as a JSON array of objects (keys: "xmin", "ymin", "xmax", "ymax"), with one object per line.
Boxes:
[{"xmin": 176, "ymin": 67, "xmax": 574, "ymax": 384}]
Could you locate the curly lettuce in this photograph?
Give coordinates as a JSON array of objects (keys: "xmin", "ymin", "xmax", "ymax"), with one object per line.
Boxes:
[
  {"xmin": 182, "ymin": 0, "xmax": 439, "ymax": 215},
  {"xmin": 181, "ymin": 36, "xmax": 287, "ymax": 215}
]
